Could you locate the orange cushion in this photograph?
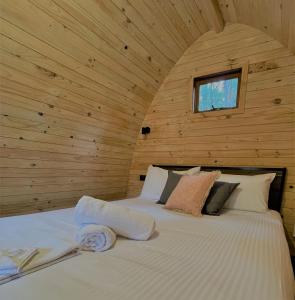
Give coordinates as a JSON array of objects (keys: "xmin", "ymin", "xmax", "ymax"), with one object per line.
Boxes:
[{"xmin": 165, "ymin": 172, "xmax": 220, "ymax": 216}]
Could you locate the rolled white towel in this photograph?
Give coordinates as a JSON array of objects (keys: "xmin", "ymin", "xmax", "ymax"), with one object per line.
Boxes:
[
  {"xmin": 76, "ymin": 225, "xmax": 116, "ymax": 252},
  {"xmin": 75, "ymin": 196, "xmax": 156, "ymax": 241}
]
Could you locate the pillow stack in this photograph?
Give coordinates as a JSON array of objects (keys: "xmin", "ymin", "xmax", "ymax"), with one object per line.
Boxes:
[
  {"xmin": 140, "ymin": 165, "xmax": 200, "ymax": 201},
  {"xmin": 140, "ymin": 165, "xmax": 276, "ymax": 217}
]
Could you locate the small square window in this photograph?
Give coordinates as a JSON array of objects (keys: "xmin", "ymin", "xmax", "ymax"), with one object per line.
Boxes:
[{"xmin": 193, "ymin": 68, "xmax": 242, "ymax": 113}]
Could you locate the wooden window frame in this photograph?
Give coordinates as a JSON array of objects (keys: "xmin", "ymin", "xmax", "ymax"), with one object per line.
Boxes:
[{"xmin": 190, "ymin": 63, "xmax": 248, "ymax": 117}]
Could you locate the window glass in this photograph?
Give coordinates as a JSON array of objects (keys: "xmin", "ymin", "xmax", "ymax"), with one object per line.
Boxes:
[
  {"xmin": 193, "ymin": 68, "xmax": 242, "ymax": 113},
  {"xmin": 198, "ymin": 78, "xmax": 239, "ymax": 112}
]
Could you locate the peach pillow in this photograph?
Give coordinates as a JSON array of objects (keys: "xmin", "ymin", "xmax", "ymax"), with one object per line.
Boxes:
[{"xmin": 164, "ymin": 172, "xmax": 220, "ymax": 216}]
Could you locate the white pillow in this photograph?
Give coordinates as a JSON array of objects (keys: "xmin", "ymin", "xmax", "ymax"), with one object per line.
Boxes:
[
  {"xmin": 140, "ymin": 165, "xmax": 201, "ymax": 201},
  {"xmin": 218, "ymin": 173, "xmax": 276, "ymax": 212},
  {"xmin": 140, "ymin": 165, "xmax": 168, "ymax": 200},
  {"xmin": 173, "ymin": 166, "xmax": 201, "ymax": 175}
]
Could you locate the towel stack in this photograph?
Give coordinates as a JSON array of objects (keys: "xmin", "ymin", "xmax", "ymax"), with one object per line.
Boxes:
[
  {"xmin": 74, "ymin": 196, "xmax": 156, "ymax": 252},
  {"xmin": 0, "ymin": 240, "xmax": 79, "ymax": 284},
  {"xmin": 0, "ymin": 248, "xmax": 38, "ymax": 276}
]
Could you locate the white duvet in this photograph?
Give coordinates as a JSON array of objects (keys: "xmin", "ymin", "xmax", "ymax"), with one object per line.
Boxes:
[{"xmin": 0, "ymin": 197, "xmax": 293, "ymax": 300}]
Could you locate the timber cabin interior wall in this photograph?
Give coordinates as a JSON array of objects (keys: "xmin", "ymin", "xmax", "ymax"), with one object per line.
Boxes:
[
  {"xmin": 0, "ymin": 1, "xmax": 294, "ymax": 243},
  {"xmin": 127, "ymin": 24, "xmax": 295, "ymax": 242}
]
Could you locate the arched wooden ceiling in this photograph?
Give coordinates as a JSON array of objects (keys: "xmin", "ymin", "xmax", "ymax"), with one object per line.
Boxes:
[
  {"xmin": 1, "ymin": 1, "xmax": 294, "ymax": 109},
  {"xmin": 0, "ymin": 0, "xmax": 294, "ymax": 214}
]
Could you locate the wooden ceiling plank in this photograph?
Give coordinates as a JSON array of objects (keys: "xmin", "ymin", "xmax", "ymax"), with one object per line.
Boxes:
[
  {"xmin": 128, "ymin": 0, "xmax": 183, "ymax": 59},
  {"xmin": 86, "ymin": 0, "xmax": 174, "ymax": 70},
  {"xmin": 168, "ymin": 0, "xmax": 202, "ymax": 40},
  {"xmin": 217, "ymin": 0, "xmax": 238, "ymax": 23},
  {"xmin": 0, "ymin": 12, "xmax": 150, "ymax": 110},
  {"xmin": 143, "ymin": 0, "xmax": 188, "ymax": 51},
  {"xmin": 197, "ymin": 0, "xmax": 225, "ymax": 33},
  {"xmin": 0, "ymin": 22, "xmax": 145, "ymax": 115},
  {"xmin": 29, "ymin": 0, "xmax": 158, "ymax": 95},
  {"xmin": 232, "ymin": 0, "xmax": 283, "ymax": 49},
  {"xmin": 111, "ymin": 0, "xmax": 180, "ymax": 62},
  {"xmin": 53, "ymin": 0, "xmax": 164, "ymax": 86},
  {"xmin": 0, "ymin": 0, "xmax": 153, "ymax": 102},
  {"xmin": 68, "ymin": 0, "xmax": 172, "ymax": 74},
  {"xmin": 281, "ymin": 0, "xmax": 295, "ymax": 53},
  {"xmin": 154, "ymin": 0, "xmax": 195, "ymax": 45},
  {"xmin": 183, "ymin": 0, "xmax": 209, "ymax": 34}
]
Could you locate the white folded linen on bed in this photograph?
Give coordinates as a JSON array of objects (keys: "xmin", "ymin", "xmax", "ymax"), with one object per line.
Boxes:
[
  {"xmin": 0, "ymin": 238, "xmax": 79, "ymax": 285},
  {"xmin": 0, "ymin": 248, "xmax": 38, "ymax": 276},
  {"xmin": 76, "ymin": 225, "xmax": 116, "ymax": 252},
  {"xmin": 75, "ymin": 196, "xmax": 155, "ymax": 240}
]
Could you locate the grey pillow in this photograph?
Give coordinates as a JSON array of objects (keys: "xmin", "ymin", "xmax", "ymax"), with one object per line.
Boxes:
[
  {"xmin": 157, "ymin": 171, "xmax": 182, "ymax": 205},
  {"xmin": 202, "ymin": 181, "xmax": 240, "ymax": 215}
]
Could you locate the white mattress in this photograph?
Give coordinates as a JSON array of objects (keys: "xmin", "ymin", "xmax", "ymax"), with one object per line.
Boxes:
[{"xmin": 0, "ymin": 197, "xmax": 293, "ymax": 300}]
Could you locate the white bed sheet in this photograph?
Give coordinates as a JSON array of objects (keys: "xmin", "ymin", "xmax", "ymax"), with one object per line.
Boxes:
[{"xmin": 0, "ymin": 197, "xmax": 293, "ymax": 300}]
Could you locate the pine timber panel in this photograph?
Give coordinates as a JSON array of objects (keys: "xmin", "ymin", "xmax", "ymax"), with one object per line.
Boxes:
[{"xmin": 128, "ymin": 24, "xmax": 295, "ymax": 244}]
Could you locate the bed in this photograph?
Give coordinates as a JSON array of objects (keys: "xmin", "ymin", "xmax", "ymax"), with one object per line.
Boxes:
[{"xmin": 0, "ymin": 167, "xmax": 293, "ymax": 300}]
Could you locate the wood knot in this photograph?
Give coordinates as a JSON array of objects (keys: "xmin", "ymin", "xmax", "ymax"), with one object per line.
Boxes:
[
  {"xmin": 273, "ymin": 98, "xmax": 282, "ymax": 104},
  {"xmin": 36, "ymin": 65, "xmax": 57, "ymax": 78}
]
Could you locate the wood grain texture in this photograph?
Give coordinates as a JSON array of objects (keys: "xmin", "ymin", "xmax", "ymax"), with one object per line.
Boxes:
[
  {"xmin": 0, "ymin": 1, "xmax": 294, "ymax": 219},
  {"xmin": 0, "ymin": 0, "xmax": 208, "ymax": 215},
  {"xmin": 128, "ymin": 24, "xmax": 295, "ymax": 244}
]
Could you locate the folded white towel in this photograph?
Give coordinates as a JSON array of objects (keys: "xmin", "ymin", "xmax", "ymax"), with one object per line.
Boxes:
[
  {"xmin": 76, "ymin": 224, "xmax": 116, "ymax": 252},
  {"xmin": 75, "ymin": 196, "xmax": 156, "ymax": 241},
  {"xmin": 0, "ymin": 239, "xmax": 79, "ymax": 285},
  {"xmin": 0, "ymin": 248, "xmax": 38, "ymax": 276}
]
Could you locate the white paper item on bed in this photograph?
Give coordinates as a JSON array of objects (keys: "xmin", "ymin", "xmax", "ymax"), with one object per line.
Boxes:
[{"xmin": 74, "ymin": 196, "xmax": 155, "ymax": 240}]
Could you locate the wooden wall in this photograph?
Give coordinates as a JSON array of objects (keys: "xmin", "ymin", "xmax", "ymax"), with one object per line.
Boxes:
[
  {"xmin": 128, "ymin": 24, "xmax": 295, "ymax": 242},
  {"xmin": 0, "ymin": 0, "xmax": 208, "ymax": 215},
  {"xmin": 0, "ymin": 0, "xmax": 155, "ymax": 215},
  {"xmin": 0, "ymin": 1, "xmax": 294, "ymax": 217}
]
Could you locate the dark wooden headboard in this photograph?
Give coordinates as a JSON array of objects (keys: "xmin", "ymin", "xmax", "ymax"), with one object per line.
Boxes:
[{"xmin": 139, "ymin": 165, "xmax": 287, "ymax": 213}]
